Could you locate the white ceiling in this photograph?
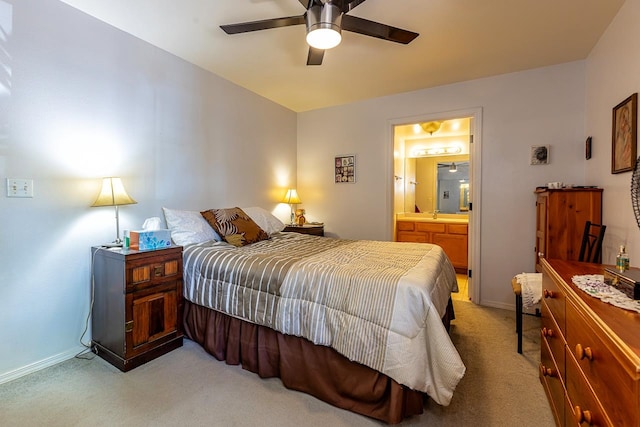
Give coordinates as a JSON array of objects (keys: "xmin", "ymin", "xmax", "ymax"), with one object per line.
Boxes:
[{"xmin": 58, "ymin": 0, "xmax": 625, "ymax": 112}]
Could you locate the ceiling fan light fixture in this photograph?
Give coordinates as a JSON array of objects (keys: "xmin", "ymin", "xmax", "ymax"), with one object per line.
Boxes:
[{"xmin": 306, "ymin": 4, "xmax": 342, "ymax": 50}]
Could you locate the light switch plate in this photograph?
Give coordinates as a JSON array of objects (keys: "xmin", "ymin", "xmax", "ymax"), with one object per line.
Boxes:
[{"xmin": 7, "ymin": 178, "xmax": 34, "ymax": 198}]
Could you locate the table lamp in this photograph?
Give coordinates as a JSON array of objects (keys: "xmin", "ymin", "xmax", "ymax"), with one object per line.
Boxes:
[
  {"xmin": 91, "ymin": 177, "xmax": 137, "ymax": 246},
  {"xmin": 281, "ymin": 188, "xmax": 301, "ymax": 225}
]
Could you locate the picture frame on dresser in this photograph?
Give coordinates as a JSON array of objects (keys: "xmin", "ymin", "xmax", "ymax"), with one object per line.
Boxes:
[{"xmin": 611, "ymin": 92, "xmax": 637, "ymax": 174}]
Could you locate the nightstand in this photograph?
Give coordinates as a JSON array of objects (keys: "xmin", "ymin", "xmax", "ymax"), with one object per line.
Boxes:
[
  {"xmin": 283, "ymin": 223, "xmax": 324, "ymax": 236},
  {"xmin": 91, "ymin": 245, "xmax": 184, "ymax": 371}
]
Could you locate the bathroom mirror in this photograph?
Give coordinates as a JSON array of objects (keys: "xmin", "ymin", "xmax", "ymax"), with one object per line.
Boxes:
[
  {"xmin": 437, "ymin": 161, "xmax": 470, "ymax": 213},
  {"xmin": 404, "ymin": 155, "xmax": 469, "ymax": 215}
]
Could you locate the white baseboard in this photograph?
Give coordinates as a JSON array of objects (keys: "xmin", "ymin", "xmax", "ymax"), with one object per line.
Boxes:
[
  {"xmin": 0, "ymin": 346, "xmax": 86, "ymax": 385},
  {"xmin": 481, "ymin": 300, "xmax": 513, "ymax": 311},
  {"xmin": 480, "ymin": 299, "xmax": 541, "ymax": 315}
]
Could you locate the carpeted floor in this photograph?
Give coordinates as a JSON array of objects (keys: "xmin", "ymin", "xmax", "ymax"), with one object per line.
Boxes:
[{"xmin": 0, "ymin": 300, "xmax": 555, "ymax": 426}]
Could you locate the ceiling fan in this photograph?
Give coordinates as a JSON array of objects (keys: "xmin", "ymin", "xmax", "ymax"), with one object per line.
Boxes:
[{"xmin": 220, "ymin": 0, "xmax": 419, "ymax": 66}]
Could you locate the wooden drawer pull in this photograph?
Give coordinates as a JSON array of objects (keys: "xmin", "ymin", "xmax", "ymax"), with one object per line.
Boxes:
[
  {"xmin": 541, "ymin": 327, "xmax": 554, "ymax": 338},
  {"xmin": 575, "ymin": 343, "xmax": 594, "ymax": 361},
  {"xmin": 154, "ymin": 265, "xmax": 164, "ymax": 277},
  {"xmin": 543, "ymin": 289, "xmax": 555, "ymax": 298},
  {"xmin": 573, "ymin": 406, "xmax": 593, "ymax": 425},
  {"xmin": 539, "ymin": 364, "xmax": 557, "ymax": 378}
]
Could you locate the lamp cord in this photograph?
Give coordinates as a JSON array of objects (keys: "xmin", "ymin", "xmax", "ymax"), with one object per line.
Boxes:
[{"xmin": 75, "ymin": 247, "xmax": 102, "ymax": 360}]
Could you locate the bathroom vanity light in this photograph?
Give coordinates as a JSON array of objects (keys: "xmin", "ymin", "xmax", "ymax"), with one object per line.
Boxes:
[{"xmin": 412, "ymin": 146, "xmax": 462, "ymax": 157}]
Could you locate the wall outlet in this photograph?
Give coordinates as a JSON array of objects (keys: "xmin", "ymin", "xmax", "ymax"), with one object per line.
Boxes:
[{"xmin": 7, "ymin": 178, "xmax": 34, "ymax": 198}]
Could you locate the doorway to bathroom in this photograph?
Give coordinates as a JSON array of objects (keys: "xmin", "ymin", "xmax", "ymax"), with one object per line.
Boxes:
[{"xmin": 389, "ymin": 108, "xmax": 482, "ymax": 303}]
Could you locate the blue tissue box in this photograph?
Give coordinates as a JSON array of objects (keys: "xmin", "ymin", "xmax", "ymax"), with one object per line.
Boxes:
[{"xmin": 130, "ymin": 229, "xmax": 172, "ymax": 251}]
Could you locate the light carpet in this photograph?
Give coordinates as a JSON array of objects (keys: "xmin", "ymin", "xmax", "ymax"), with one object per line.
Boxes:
[{"xmin": 0, "ymin": 300, "xmax": 554, "ymax": 426}]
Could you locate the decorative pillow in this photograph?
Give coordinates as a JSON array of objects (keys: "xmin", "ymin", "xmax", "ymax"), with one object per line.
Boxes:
[
  {"xmin": 162, "ymin": 207, "xmax": 222, "ymax": 246},
  {"xmin": 241, "ymin": 206, "xmax": 286, "ymax": 235},
  {"xmin": 201, "ymin": 207, "xmax": 270, "ymax": 247}
]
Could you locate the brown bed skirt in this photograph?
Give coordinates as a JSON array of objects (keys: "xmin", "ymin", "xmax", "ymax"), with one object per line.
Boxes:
[{"xmin": 183, "ymin": 299, "xmax": 455, "ymax": 424}]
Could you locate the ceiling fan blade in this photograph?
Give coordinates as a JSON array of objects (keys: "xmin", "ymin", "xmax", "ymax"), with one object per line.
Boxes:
[
  {"xmin": 342, "ymin": 15, "xmax": 419, "ymax": 44},
  {"xmin": 298, "ymin": 0, "xmax": 314, "ymax": 9},
  {"xmin": 221, "ymin": 15, "xmax": 305, "ymax": 34},
  {"xmin": 307, "ymin": 47, "xmax": 325, "ymax": 65},
  {"xmin": 345, "ymin": 0, "xmax": 368, "ymax": 12}
]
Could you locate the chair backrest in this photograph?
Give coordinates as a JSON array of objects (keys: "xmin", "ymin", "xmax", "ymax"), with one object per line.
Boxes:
[{"xmin": 578, "ymin": 221, "xmax": 606, "ymax": 263}]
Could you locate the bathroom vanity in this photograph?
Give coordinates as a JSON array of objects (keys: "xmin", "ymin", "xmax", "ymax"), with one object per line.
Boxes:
[{"xmin": 396, "ymin": 216, "xmax": 468, "ymax": 273}]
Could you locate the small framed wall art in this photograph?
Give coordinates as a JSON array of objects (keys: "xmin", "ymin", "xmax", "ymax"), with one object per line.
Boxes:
[
  {"xmin": 530, "ymin": 145, "xmax": 549, "ymax": 165},
  {"xmin": 611, "ymin": 93, "xmax": 637, "ymax": 174},
  {"xmin": 335, "ymin": 154, "xmax": 356, "ymax": 183}
]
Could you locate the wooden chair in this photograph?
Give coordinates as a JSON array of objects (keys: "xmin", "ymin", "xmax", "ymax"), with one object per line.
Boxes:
[
  {"xmin": 511, "ymin": 221, "xmax": 605, "ymax": 354},
  {"xmin": 578, "ymin": 221, "xmax": 606, "ymax": 263}
]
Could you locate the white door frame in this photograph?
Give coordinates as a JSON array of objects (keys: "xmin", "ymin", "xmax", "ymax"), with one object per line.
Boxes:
[{"xmin": 387, "ymin": 107, "xmax": 482, "ymax": 303}]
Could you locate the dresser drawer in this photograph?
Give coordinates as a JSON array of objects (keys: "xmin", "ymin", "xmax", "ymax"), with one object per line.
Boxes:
[
  {"xmin": 542, "ymin": 269, "xmax": 566, "ymax": 335},
  {"xmin": 540, "ymin": 336, "xmax": 565, "ymax": 424},
  {"xmin": 565, "ymin": 352, "xmax": 612, "ymax": 427},
  {"xmin": 565, "ymin": 299, "xmax": 638, "ymax": 426},
  {"xmin": 541, "ymin": 300, "xmax": 566, "ymax": 381}
]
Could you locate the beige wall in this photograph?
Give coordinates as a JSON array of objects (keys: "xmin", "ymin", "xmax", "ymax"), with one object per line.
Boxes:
[
  {"xmin": 585, "ymin": 0, "xmax": 640, "ymax": 265},
  {"xmin": 297, "ymin": 61, "xmax": 587, "ymax": 310},
  {"xmin": 0, "ymin": 0, "xmax": 297, "ymax": 381}
]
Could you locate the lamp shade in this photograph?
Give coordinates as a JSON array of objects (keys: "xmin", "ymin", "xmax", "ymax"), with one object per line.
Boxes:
[
  {"xmin": 281, "ymin": 189, "xmax": 301, "ymax": 205},
  {"xmin": 92, "ymin": 177, "xmax": 137, "ymax": 207}
]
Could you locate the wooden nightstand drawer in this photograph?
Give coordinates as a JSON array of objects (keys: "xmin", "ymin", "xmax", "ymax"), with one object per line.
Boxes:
[
  {"xmin": 126, "ymin": 254, "xmax": 181, "ymax": 291},
  {"xmin": 283, "ymin": 224, "xmax": 324, "ymax": 236}
]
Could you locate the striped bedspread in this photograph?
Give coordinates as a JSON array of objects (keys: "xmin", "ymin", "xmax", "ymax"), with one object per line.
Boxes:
[{"xmin": 183, "ymin": 232, "xmax": 466, "ymax": 405}]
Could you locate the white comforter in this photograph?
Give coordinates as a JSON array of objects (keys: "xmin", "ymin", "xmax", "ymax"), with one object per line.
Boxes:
[{"xmin": 183, "ymin": 232, "xmax": 465, "ymax": 405}]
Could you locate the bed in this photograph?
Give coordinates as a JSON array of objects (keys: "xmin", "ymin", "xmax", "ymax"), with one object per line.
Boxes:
[{"xmin": 164, "ymin": 207, "xmax": 466, "ymax": 424}]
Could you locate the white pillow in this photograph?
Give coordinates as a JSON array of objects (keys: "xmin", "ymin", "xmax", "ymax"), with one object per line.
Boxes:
[
  {"xmin": 242, "ymin": 207, "xmax": 286, "ymax": 235},
  {"xmin": 162, "ymin": 207, "xmax": 221, "ymax": 246}
]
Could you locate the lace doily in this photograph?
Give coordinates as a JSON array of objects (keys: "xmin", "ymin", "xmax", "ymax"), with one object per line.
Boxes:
[{"xmin": 572, "ymin": 274, "xmax": 640, "ymax": 314}]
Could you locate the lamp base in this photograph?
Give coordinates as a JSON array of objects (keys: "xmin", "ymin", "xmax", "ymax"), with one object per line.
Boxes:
[
  {"xmin": 101, "ymin": 242, "xmax": 123, "ymax": 248},
  {"xmin": 102, "ymin": 237, "xmax": 124, "ymax": 248}
]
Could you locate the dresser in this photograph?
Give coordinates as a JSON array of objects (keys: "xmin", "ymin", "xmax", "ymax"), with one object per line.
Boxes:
[
  {"xmin": 396, "ymin": 219, "xmax": 468, "ymax": 273},
  {"xmin": 91, "ymin": 245, "xmax": 184, "ymax": 371},
  {"xmin": 535, "ymin": 188, "xmax": 603, "ymax": 272},
  {"xmin": 539, "ymin": 258, "xmax": 640, "ymax": 426}
]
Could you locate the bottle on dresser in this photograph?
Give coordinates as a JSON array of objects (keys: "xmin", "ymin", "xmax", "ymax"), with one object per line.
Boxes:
[{"xmin": 616, "ymin": 245, "xmax": 630, "ymax": 271}]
